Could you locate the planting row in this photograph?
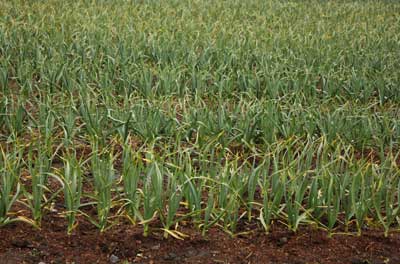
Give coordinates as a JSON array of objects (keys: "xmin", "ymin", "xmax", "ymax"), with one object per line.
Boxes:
[
  {"xmin": 1, "ymin": 136, "xmax": 399, "ymax": 237},
  {"xmin": 1, "ymin": 94, "xmax": 399, "ymax": 150}
]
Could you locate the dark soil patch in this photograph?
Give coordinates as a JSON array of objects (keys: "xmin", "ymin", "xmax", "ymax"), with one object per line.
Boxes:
[{"xmin": 0, "ymin": 214, "xmax": 399, "ymax": 264}]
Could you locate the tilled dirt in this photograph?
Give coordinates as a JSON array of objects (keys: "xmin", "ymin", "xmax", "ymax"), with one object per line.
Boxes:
[{"xmin": 0, "ymin": 214, "xmax": 399, "ymax": 264}]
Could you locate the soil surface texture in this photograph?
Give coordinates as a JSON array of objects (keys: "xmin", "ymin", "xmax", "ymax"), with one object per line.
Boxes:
[{"xmin": 0, "ymin": 214, "xmax": 399, "ymax": 264}]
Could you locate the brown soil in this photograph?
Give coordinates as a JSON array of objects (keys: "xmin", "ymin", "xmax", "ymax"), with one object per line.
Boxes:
[{"xmin": 0, "ymin": 214, "xmax": 399, "ymax": 264}]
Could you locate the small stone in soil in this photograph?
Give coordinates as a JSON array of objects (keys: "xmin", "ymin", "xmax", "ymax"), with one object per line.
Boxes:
[
  {"xmin": 196, "ymin": 250, "xmax": 212, "ymax": 258},
  {"xmin": 184, "ymin": 249, "xmax": 197, "ymax": 257},
  {"xmin": 110, "ymin": 254, "xmax": 119, "ymax": 263},
  {"xmin": 278, "ymin": 237, "xmax": 288, "ymax": 246},
  {"xmin": 150, "ymin": 244, "xmax": 160, "ymax": 250},
  {"xmin": 163, "ymin": 252, "xmax": 180, "ymax": 261}
]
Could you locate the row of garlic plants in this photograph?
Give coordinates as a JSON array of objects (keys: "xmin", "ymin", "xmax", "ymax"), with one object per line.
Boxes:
[{"xmin": 1, "ymin": 131, "xmax": 399, "ymax": 237}]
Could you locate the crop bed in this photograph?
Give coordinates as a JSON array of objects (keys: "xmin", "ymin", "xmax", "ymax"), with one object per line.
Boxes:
[{"xmin": 1, "ymin": 0, "xmax": 400, "ymax": 263}]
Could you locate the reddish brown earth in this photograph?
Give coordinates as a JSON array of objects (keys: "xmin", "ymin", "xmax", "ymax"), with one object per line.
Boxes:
[{"xmin": 0, "ymin": 214, "xmax": 399, "ymax": 264}]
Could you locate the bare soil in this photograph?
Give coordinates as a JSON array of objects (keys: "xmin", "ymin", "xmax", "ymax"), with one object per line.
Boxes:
[{"xmin": 0, "ymin": 213, "xmax": 399, "ymax": 264}]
